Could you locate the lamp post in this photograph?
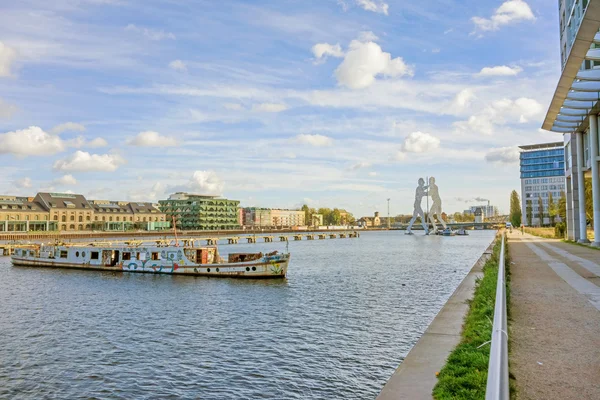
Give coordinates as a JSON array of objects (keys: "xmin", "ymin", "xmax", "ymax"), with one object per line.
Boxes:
[{"xmin": 387, "ymin": 198, "xmax": 391, "ymax": 230}]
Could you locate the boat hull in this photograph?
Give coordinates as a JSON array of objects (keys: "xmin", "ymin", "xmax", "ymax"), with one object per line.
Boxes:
[{"xmin": 11, "ymin": 255, "xmax": 290, "ymax": 279}]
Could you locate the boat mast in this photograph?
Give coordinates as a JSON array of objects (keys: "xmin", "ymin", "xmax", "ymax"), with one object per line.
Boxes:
[{"xmin": 173, "ymin": 215, "xmax": 179, "ymax": 247}]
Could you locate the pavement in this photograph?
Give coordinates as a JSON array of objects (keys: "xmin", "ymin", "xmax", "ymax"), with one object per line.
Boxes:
[
  {"xmin": 377, "ymin": 239, "xmax": 496, "ymax": 400},
  {"xmin": 507, "ymin": 231, "xmax": 600, "ymax": 400}
]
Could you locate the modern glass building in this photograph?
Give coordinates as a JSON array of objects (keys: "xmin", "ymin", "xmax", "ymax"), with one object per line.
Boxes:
[
  {"xmin": 159, "ymin": 192, "xmax": 240, "ymax": 231},
  {"xmin": 519, "ymin": 143, "xmax": 566, "ymax": 226},
  {"xmin": 542, "ymin": 0, "xmax": 600, "ymax": 244}
]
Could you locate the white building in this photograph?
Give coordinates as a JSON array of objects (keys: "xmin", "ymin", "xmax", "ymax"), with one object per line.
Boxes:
[{"xmin": 542, "ymin": 0, "xmax": 600, "ymax": 245}]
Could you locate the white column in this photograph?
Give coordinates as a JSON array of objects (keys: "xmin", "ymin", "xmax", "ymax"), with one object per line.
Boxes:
[
  {"xmin": 576, "ymin": 131, "xmax": 589, "ymax": 243},
  {"xmin": 592, "ymin": 116, "xmax": 600, "ymax": 247}
]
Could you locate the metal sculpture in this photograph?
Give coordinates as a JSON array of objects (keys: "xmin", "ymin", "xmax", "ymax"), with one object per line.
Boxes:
[
  {"xmin": 406, "ymin": 178, "xmax": 429, "ymax": 235},
  {"xmin": 427, "ymin": 176, "xmax": 447, "ymax": 233}
]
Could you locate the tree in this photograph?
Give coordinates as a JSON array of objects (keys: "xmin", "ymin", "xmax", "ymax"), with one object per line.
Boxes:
[
  {"xmin": 548, "ymin": 192, "xmax": 557, "ymax": 226},
  {"xmin": 585, "ymin": 178, "xmax": 594, "ymax": 226},
  {"xmin": 526, "ymin": 201, "xmax": 533, "ymax": 226},
  {"xmin": 331, "ymin": 208, "xmax": 342, "ymax": 225},
  {"xmin": 301, "ymin": 204, "xmax": 310, "ymax": 225},
  {"xmin": 558, "ymin": 191, "xmax": 567, "ymax": 221},
  {"xmin": 537, "ymin": 195, "xmax": 544, "ymax": 226},
  {"xmin": 509, "ymin": 190, "xmax": 522, "ymax": 228}
]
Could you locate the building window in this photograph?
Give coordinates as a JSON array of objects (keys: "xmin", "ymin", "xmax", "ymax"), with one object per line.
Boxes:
[
  {"xmin": 35, "ymin": 215, "xmax": 39, "ymax": 221},
  {"xmin": 79, "ymin": 216, "xmax": 83, "ymax": 222},
  {"xmin": 70, "ymin": 215, "xmax": 74, "ymax": 221}
]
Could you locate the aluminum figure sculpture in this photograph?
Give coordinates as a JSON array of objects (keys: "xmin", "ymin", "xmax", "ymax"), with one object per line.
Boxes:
[
  {"xmin": 427, "ymin": 176, "xmax": 447, "ymax": 233},
  {"xmin": 406, "ymin": 178, "xmax": 429, "ymax": 235}
]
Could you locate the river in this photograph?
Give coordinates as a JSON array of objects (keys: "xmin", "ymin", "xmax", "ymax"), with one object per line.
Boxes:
[{"xmin": 0, "ymin": 230, "xmax": 495, "ymax": 399}]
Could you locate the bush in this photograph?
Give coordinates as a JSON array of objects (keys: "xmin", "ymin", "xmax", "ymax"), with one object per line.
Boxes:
[{"xmin": 554, "ymin": 222, "xmax": 566, "ymax": 239}]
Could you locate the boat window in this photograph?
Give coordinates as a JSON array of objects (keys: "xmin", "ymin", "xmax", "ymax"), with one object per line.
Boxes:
[
  {"xmin": 151, "ymin": 252, "xmax": 159, "ymax": 260},
  {"xmin": 82, "ymin": 252, "xmax": 86, "ymax": 257},
  {"xmin": 60, "ymin": 250, "xmax": 68, "ymax": 258},
  {"xmin": 122, "ymin": 252, "xmax": 131, "ymax": 261},
  {"xmin": 91, "ymin": 251, "xmax": 99, "ymax": 260},
  {"xmin": 75, "ymin": 251, "xmax": 80, "ymax": 257}
]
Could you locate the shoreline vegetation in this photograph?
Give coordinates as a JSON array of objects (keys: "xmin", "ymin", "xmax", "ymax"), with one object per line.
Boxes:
[{"xmin": 432, "ymin": 235, "xmax": 511, "ymax": 400}]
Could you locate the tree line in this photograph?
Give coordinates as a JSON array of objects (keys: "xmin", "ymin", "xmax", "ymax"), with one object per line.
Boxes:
[{"xmin": 300, "ymin": 205, "xmax": 355, "ymax": 226}]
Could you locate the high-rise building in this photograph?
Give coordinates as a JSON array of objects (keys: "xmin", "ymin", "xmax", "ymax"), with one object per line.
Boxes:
[
  {"xmin": 519, "ymin": 143, "xmax": 566, "ymax": 226},
  {"xmin": 159, "ymin": 193, "xmax": 240, "ymax": 230},
  {"xmin": 542, "ymin": 1, "xmax": 600, "ymax": 244}
]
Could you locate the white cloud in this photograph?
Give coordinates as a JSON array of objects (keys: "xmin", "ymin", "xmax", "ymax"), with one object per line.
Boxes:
[
  {"xmin": 358, "ymin": 31, "xmax": 379, "ymax": 42},
  {"xmin": 484, "ymin": 146, "xmax": 520, "ymax": 163},
  {"xmin": 454, "ymin": 97, "xmax": 543, "ymax": 134},
  {"xmin": 88, "ymin": 137, "xmax": 108, "ymax": 147},
  {"xmin": 0, "ymin": 41, "xmax": 17, "ymax": 77},
  {"xmin": 356, "ymin": 0, "xmax": 389, "ymax": 15},
  {"xmin": 53, "ymin": 174, "xmax": 77, "ymax": 186},
  {"xmin": 477, "ymin": 65, "xmax": 523, "ymax": 77},
  {"xmin": 15, "ymin": 177, "xmax": 32, "ymax": 188},
  {"xmin": 125, "ymin": 24, "xmax": 176, "ymax": 40},
  {"xmin": 53, "ymin": 151, "xmax": 126, "ymax": 172},
  {"xmin": 335, "ymin": 39, "xmax": 413, "ymax": 89},
  {"xmin": 312, "ymin": 43, "xmax": 344, "ymax": 61},
  {"xmin": 186, "ymin": 170, "xmax": 224, "ymax": 195},
  {"xmin": 368, "ymin": 171, "xmax": 378, "ymax": 177},
  {"xmin": 224, "ymin": 103, "xmax": 244, "ymax": 111},
  {"xmin": 450, "ymin": 88, "xmax": 476, "ymax": 112},
  {"xmin": 50, "ymin": 122, "xmax": 86, "ymax": 134},
  {"xmin": 128, "ymin": 131, "xmax": 178, "ymax": 147},
  {"xmin": 0, "ymin": 98, "xmax": 17, "ymax": 118},
  {"xmin": 0, "ymin": 126, "xmax": 65, "ymax": 156},
  {"xmin": 349, "ymin": 161, "xmax": 372, "ymax": 170},
  {"xmin": 252, "ymin": 103, "xmax": 288, "ymax": 112},
  {"xmin": 400, "ymin": 132, "xmax": 441, "ymax": 153},
  {"xmin": 295, "ymin": 134, "xmax": 334, "ymax": 147},
  {"xmin": 472, "ymin": 0, "xmax": 535, "ymax": 32},
  {"xmin": 169, "ymin": 59, "xmax": 187, "ymax": 71}
]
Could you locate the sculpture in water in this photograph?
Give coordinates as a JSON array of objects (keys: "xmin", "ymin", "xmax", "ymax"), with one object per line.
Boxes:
[
  {"xmin": 406, "ymin": 178, "xmax": 429, "ymax": 235},
  {"xmin": 427, "ymin": 176, "xmax": 447, "ymax": 233}
]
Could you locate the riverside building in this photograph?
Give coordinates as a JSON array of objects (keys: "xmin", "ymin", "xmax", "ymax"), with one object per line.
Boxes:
[
  {"xmin": 243, "ymin": 208, "xmax": 305, "ymax": 228},
  {"xmin": 159, "ymin": 193, "xmax": 240, "ymax": 230},
  {"xmin": 519, "ymin": 143, "xmax": 566, "ymax": 226},
  {"xmin": 542, "ymin": 0, "xmax": 600, "ymax": 245}
]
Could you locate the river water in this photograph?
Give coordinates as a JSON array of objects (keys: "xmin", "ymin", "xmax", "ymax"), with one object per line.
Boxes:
[{"xmin": 0, "ymin": 230, "xmax": 495, "ymax": 399}]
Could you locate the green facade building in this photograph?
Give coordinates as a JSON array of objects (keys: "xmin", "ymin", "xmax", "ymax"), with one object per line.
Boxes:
[{"xmin": 158, "ymin": 192, "xmax": 240, "ymax": 231}]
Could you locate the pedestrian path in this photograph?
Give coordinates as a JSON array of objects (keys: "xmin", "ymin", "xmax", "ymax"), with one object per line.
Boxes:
[{"xmin": 507, "ymin": 231, "xmax": 600, "ymax": 400}]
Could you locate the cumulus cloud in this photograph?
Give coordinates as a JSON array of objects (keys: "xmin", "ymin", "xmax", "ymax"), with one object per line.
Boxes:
[
  {"xmin": 52, "ymin": 174, "xmax": 77, "ymax": 186},
  {"xmin": 312, "ymin": 43, "xmax": 344, "ymax": 61},
  {"xmin": 477, "ymin": 65, "xmax": 523, "ymax": 77},
  {"xmin": 14, "ymin": 177, "xmax": 32, "ymax": 188},
  {"xmin": 65, "ymin": 136, "xmax": 108, "ymax": 148},
  {"xmin": 224, "ymin": 103, "xmax": 244, "ymax": 111},
  {"xmin": 125, "ymin": 24, "xmax": 175, "ymax": 40},
  {"xmin": 450, "ymin": 88, "xmax": 476, "ymax": 113},
  {"xmin": 400, "ymin": 132, "xmax": 441, "ymax": 153},
  {"xmin": 295, "ymin": 134, "xmax": 334, "ymax": 147},
  {"xmin": 484, "ymin": 147, "xmax": 520, "ymax": 163},
  {"xmin": 252, "ymin": 103, "xmax": 288, "ymax": 112},
  {"xmin": 53, "ymin": 151, "xmax": 126, "ymax": 172},
  {"xmin": 356, "ymin": 0, "xmax": 389, "ymax": 15},
  {"xmin": 335, "ymin": 39, "xmax": 413, "ymax": 89},
  {"xmin": 88, "ymin": 137, "xmax": 108, "ymax": 147},
  {"xmin": 454, "ymin": 97, "xmax": 543, "ymax": 134},
  {"xmin": 50, "ymin": 122, "xmax": 86, "ymax": 134},
  {"xmin": 0, "ymin": 98, "xmax": 18, "ymax": 118},
  {"xmin": 185, "ymin": 170, "xmax": 224, "ymax": 195},
  {"xmin": 472, "ymin": 0, "xmax": 535, "ymax": 32},
  {"xmin": 127, "ymin": 131, "xmax": 178, "ymax": 147},
  {"xmin": 169, "ymin": 60, "xmax": 187, "ymax": 71},
  {"xmin": 0, "ymin": 41, "xmax": 17, "ymax": 77},
  {"xmin": 0, "ymin": 126, "xmax": 65, "ymax": 156}
]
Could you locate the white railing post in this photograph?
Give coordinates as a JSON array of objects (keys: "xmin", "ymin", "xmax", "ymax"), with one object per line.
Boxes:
[{"xmin": 485, "ymin": 233, "xmax": 509, "ymax": 400}]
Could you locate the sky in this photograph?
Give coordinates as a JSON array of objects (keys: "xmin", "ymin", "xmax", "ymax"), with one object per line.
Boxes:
[{"xmin": 0, "ymin": 0, "xmax": 562, "ymax": 217}]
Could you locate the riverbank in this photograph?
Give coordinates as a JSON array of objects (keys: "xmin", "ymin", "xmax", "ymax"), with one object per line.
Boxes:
[{"xmin": 377, "ymin": 233, "xmax": 498, "ymax": 400}]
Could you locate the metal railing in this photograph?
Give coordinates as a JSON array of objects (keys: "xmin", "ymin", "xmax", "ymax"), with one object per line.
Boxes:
[{"xmin": 485, "ymin": 233, "xmax": 509, "ymax": 400}]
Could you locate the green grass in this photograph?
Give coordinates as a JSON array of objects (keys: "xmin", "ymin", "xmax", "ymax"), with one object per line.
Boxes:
[
  {"xmin": 562, "ymin": 239, "xmax": 600, "ymax": 251},
  {"xmin": 432, "ymin": 237, "xmax": 510, "ymax": 400}
]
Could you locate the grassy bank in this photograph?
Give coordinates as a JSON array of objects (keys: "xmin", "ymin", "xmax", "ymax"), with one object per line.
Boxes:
[
  {"xmin": 523, "ymin": 227, "xmax": 556, "ymax": 239},
  {"xmin": 432, "ymin": 236, "xmax": 509, "ymax": 400}
]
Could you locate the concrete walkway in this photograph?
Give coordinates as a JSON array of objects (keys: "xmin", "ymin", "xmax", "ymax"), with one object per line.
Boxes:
[{"xmin": 508, "ymin": 231, "xmax": 600, "ymax": 400}]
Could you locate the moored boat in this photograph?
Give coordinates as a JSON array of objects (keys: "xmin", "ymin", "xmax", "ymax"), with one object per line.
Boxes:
[{"xmin": 11, "ymin": 241, "xmax": 290, "ymax": 279}]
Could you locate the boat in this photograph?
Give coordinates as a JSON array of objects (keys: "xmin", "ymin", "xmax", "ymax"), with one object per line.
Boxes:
[
  {"xmin": 455, "ymin": 228, "xmax": 469, "ymax": 236},
  {"xmin": 440, "ymin": 228, "xmax": 456, "ymax": 236},
  {"xmin": 11, "ymin": 240, "xmax": 290, "ymax": 279}
]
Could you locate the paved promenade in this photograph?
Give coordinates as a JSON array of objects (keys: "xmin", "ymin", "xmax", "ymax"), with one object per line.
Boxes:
[{"xmin": 508, "ymin": 231, "xmax": 600, "ymax": 400}]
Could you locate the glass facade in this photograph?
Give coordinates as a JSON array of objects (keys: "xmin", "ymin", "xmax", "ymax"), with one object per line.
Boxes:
[{"xmin": 520, "ymin": 148, "xmax": 565, "ymax": 179}]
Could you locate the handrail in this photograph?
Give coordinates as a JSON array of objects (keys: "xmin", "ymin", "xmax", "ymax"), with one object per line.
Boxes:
[{"xmin": 485, "ymin": 233, "xmax": 509, "ymax": 400}]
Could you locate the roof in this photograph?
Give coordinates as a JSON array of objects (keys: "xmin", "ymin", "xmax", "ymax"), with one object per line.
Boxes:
[
  {"xmin": 518, "ymin": 142, "xmax": 564, "ymax": 151},
  {"xmin": 34, "ymin": 192, "xmax": 93, "ymax": 210},
  {"xmin": 0, "ymin": 200, "xmax": 46, "ymax": 212},
  {"xmin": 542, "ymin": 4, "xmax": 600, "ymax": 133}
]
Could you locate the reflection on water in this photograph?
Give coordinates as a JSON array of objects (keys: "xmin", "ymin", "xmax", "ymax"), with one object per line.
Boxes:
[{"xmin": 0, "ymin": 230, "xmax": 494, "ymax": 399}]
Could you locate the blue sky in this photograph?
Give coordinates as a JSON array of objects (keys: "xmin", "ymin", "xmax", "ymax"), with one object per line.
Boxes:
[{"xmin": 0, "ymin": 0, "xmax": 561, "ymax": 216}]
